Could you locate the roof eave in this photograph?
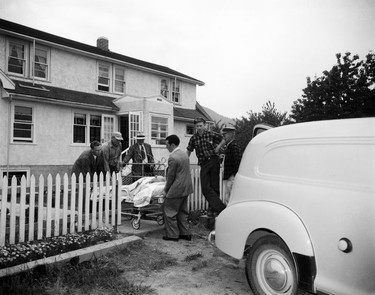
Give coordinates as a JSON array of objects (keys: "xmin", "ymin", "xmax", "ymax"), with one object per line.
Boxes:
[{"xmin": 8, "ymin": 93, "xmax": 118, "ymax": 112}]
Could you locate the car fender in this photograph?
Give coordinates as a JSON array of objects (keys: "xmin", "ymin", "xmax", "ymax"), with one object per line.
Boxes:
[{"xmin": 215, "ymin": 201, "xmax": 314, "ymax": 259}]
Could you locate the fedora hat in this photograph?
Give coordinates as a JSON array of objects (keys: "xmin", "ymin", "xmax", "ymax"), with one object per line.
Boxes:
[{"xmin": 112, "ymin": 131, "xmax": 123, "ymax": 140}]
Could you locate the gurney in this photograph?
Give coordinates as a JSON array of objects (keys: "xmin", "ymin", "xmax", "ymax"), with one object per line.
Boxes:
[
  {"xmin": 90, "ymin": 175, "xmax": 166, "ymax": 229},
  {"xmin": 120, "ymin": 176, "xmax": 166, "ymax": 229}
]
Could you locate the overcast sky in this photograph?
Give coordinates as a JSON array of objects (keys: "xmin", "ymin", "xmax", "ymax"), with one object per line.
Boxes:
[{"xmin": 1, "ymin": 0, "xmax": 374, "ymax": 119}]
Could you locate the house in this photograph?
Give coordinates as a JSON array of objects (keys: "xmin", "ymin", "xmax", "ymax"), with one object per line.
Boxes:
[{"xmin": 0, "ymin": 18, "xmax": 212, "ymax": 185}]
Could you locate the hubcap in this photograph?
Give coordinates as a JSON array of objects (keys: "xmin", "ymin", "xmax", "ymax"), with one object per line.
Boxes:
[{"xmin": 256, "ymin": 250, "xmax": 294, "ymax": 295}]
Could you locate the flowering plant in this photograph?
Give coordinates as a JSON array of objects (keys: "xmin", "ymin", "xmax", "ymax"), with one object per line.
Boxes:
[{"xmin": 0, "ymin": 226, "xmax": 115, "ymax": 269}]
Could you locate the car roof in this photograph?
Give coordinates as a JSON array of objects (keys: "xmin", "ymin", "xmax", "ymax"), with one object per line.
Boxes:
[{"xmin": 251, "ymin": 118, "xmax": 375, "ymax": 145}]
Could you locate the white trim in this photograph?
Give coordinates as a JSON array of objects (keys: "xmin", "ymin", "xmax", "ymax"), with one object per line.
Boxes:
[{"xmin": 0, "ymin": 68, "xmax": 15, "ymax": 90}]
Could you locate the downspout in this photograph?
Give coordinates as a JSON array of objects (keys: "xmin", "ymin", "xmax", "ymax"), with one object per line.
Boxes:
[{"xmin": 6, "ymin": 94, "xmax": 12, "ymax": 179}]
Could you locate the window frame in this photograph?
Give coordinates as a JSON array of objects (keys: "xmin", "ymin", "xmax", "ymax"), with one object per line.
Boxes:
[
  {"xmin": 72, "ymin": 112, "xmax": 109, "ymax": 145},
  {"xmin": 97, "ymin": 61, "xmax": 111, "ymax": 92},
  {"xmin": 160, "ymin": 79, "xmax": 169, "ymax": 99},
  {"xmin": 7, "ymin": 39, "xmax": 28, "ymax": 77},
  {"xmin": 172, "ymin": 79, "xmax": 180, "ymax": 104},
  {"xmin": 113, "ymin": 65, "xmax": 126, "ymax": 94},
  {"xmin": 33, "ymin": 44, "xmax": 50, "ymax": 81},
  {"xmin": 1, "ymin": 169, "xmax": 30, "ymax": 188},
  {"xmin": 150, "ymin": 114, "xmax": 169, "ymax": 146},
  {"xmin": 186, "ymin": 124, "xmax": 195, "ymax": 136},
  {"xmin": 11, "ymin": 103, "xmax": 34, "ymax": 143}
]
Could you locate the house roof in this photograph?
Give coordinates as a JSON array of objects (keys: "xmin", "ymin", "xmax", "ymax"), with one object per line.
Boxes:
[
  {"xmin": 7, "ymin": 80, "xmax": 119, "ymax": 111},
  {"xmin": 0, "ymin": 18, "xmax": 204, "ymax": 86},
  {"xmin": 174, "ymin": 103, "xmax": 212, "ymax": 123}
]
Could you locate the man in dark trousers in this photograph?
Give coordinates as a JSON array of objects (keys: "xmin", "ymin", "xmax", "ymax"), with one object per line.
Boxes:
[
  {"xmin": 123, "ymin": 132, "xmax": 154, "ymax": 182},
  {"xmin": 71, "ymin": 140, "xmax": 102, "ymax": 181},
  {"xmin": 187, "ymin": 117, "xmax": 226, "ymax": 217},
  {"xmin": 219, "ymin": 126, "xmax": 242, "ymax": 204},
  {"xmin": 163, "ymin": 134, "xmax": 193, "ymax": 241}
]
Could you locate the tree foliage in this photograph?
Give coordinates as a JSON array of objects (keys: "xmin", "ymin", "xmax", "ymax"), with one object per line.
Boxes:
[
  {"xmin": 290, "ymin": 52, "xmax": 375, "ymax": 122},
  {"xmin": 233, "ymin": 101, "xmax": 291, "ymax": 153}
]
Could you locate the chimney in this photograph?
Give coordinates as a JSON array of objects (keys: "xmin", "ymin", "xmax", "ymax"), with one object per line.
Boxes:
[{"xmin": 97, "ymin": 37, "xmax": 109, "ymax": 51}]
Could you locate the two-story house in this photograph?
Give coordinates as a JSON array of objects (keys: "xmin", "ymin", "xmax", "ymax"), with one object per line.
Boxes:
[{"xmin": 0, "ymin": 18, "xmax": 211, "ymax": 185}]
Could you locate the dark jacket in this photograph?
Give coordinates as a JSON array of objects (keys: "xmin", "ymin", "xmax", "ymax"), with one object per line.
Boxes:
[{"xmin": 71, "ymin": 150, "xmax": 99, "ymax": 181}]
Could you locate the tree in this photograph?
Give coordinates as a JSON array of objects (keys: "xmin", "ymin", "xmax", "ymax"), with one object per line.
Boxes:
[
  {"xmin": 290, "ymin": 52, "xmax": 375, "ymax": 123},
  {"xmin": 234, "ymin": 101, "xmax": 291, "ymax": 153}
]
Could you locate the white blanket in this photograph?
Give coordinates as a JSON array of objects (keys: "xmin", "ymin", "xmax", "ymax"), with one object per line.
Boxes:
[{"xmin": 91, "ymin": 176, "xmax": 166, "ymax": 207}]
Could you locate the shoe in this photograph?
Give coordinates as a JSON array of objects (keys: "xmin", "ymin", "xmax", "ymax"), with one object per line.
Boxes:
[
  {"xmin": 179, "ymin": 235, "xmax": 192, "ymax": 241},
  {"xmin": 162, "ymin": 236, "xmax": 179, "ymax": 242}
]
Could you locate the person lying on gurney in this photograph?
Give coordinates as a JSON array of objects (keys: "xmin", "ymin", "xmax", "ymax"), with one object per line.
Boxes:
[{"xmin": 123, "ymin": 175, "xmax": 166, "ymax": 207}]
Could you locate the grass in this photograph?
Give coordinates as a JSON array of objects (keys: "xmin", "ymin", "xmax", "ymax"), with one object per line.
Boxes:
[
  {"xmin": 0, "ymin": 239, "xmax": 162, "ymax": 295},
  {"xmin": 0, "ymin": 210, "xmax": 210, "ymax": 294}
]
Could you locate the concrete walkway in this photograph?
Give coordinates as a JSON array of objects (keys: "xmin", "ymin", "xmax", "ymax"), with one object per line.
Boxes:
[{"xmin": 117, "ymin": 216, "xmax": 165, "ymax": 237}]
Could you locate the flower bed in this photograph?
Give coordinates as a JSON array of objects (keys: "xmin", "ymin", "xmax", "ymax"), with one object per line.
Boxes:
[{"xmin": 0, "ymin": 226, "xmax": 115, "ymax": 270}]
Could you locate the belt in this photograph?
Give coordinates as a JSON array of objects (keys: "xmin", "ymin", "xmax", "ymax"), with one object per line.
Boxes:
[{"xmin": 200, "ymin": 155, "xmax": 219, "ymax": 166}]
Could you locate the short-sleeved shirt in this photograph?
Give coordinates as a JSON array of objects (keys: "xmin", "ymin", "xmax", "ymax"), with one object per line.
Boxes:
[{"xmin": 187, "ymin": 130, "xmax": 223, "ymax": 165}]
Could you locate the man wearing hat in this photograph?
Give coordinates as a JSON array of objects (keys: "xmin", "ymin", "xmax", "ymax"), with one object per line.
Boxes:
[
  {"xmin": 100, "ymin": 131, "xmax": 124, "ymax": 175},
  {"xmin": 219, "ymin": 125, "xmax": 242, "ymax": 204},
  {"xmin": 123, "ymin": 132, "xmax": 154, "ymax": 181}
]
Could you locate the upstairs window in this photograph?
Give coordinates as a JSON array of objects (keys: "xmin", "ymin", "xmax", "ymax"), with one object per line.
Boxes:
[
  {"xmin": 161, "ymin": 79, "xmax": 169, "ymax": 98},
  {"xmin": 7, "ymin": 39, "xmax": 50, "ymax": 80},
  {"xmin": 34, "ymin": 46, "xmax": 49, "ymax": 79},
  {"xmin": 151, "ymin": 116, "xmax": 168, "ymax": 145},
  {"xmin": 172, "ymin": 79, "xmax": 180, "ymax": 103},
  {"xmin": 114, "ymin": 66, "xmax": 126, "ymax": 93},
  {"xmin": 13, "ymin": 105, "xmax": 33, "ymax": 143},
  {"xmin": 97, "ymin": 62, "xmax": 126, "ymax": 94},
  {"xmin": 98, "ymin": 62, "xmax": 110, "ymax": 92},
  {"xmin": 8, "ymin": 41, "xmax": 27, "ymax": 76}
]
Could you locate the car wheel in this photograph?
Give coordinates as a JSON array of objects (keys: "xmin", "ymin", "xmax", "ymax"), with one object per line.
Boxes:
[{"xmin": 246, "ymin": 235, "xmax": 298, "ymax": 295}]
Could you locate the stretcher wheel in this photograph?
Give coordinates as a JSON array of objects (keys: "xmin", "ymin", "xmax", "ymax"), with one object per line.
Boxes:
[
  {"xmin": 156, "ymin": 215, "xmax": 165, "ymax": 225},
  {"xmin": 132, "ymin": 218, "xmax": 140, "ymax": 230}
]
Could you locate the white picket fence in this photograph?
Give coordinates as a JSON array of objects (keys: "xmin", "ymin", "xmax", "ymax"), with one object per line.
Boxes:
[{"xmin": 0, "ymin": 167, "xmax": 223, "ymax": 246}]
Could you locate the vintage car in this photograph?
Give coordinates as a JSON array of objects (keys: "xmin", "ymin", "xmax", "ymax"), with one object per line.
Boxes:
[{"xmin": 210, "ymin": 118, "xmax": 375, "ymax": 295}]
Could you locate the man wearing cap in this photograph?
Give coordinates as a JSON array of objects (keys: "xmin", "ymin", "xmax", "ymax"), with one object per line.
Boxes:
[
  {"xmin": 123, "ymin": 132, "xmax": 154, "ymax": 181},
  {"xmin": 187, "ymin": 117, "xmax": 226, "ymax": 217},
  {"xmin": 219, "ymin": 125, "xmax": 242, "ymax": 204},
  {"xmin": 100, "ymin": 131, "xmax": 123, "ymax": 175}
]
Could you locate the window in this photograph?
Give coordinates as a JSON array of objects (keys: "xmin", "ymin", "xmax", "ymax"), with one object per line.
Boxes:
[
  {"xmin": 129, "ymin": 112, "xmax": 142, "ymax": 145},
  {"xmin": 1, "ymin": 170, "xmax": 29, "ymax": 187},
  {"xmin": 97, "ymin": 62, "xmax": 126, "ymax": 93},
  {"xmin": 114, "ymin": 66, "xmax": 126, "ymax": 93},
  {"xmin": 90, "ymin": 115, "xmax": 101, "ymax": 142},
  {"xmin": 7, "ymin": 39, "xmax": 50, "ymax": 80},
  {"xmin": 172, "ymin": 79, "xmax": 180, "ymax": 103},
  {"xmin": 73, "ymin": 113, "xmax": 87, "ymax": 143},
  {"xmin": 13, "ymin": 105, "xmax": 33, "ymax": 143},
  {"xmin": 102, "ymin": 115, "xmax": 115, "ymax": 143},
  {"xmin": 34, "ymin": 46, "xmax": 49, "ymax": 79},
  {"xmin": 186, "ymin": 125, "xmax": 195, "ymax": 135},
  {"xmin": 8, "ymin": 41, "xmax": 27, "ymax": 76},
  {"xmin": 74, "ymin": 113, "xmax": 110, "ymax": 144},
  {"xmin": 161, "ymin": 79, "xmax": 169, "ymax": 98},
  {"xmin": 151, "ymin": 116, "xmax": 168, "ymax": 145},
  {"xmin": 98, "ymin": 62, "xmax": 110, "ymax": 92}
]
